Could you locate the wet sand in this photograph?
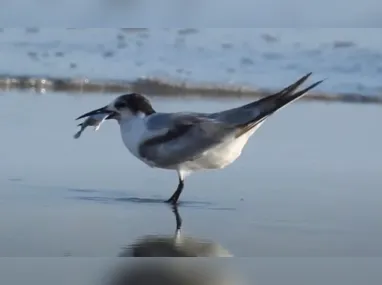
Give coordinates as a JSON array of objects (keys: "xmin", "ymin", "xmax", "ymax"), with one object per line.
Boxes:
[
  {"xmin": 1, "ymin": 91, "xmax": 381, "ymax": 255},
  {"xmin": 0, "ymin": 92, "xmax": 381, "ymax": 283}
]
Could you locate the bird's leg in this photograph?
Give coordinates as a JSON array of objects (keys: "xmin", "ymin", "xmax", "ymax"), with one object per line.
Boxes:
[
  {"xmin": 166, "ymin": 172, "xmax": 184, "ymax": 205},
  {"xmin": 171, "ymin": 204, "xmax": 182, "ymax": 241}
]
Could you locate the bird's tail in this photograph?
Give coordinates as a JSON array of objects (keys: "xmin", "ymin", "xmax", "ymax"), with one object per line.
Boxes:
[{"xmin": 235, "ymin": 72, "xmax": 324, "ymax": 137}]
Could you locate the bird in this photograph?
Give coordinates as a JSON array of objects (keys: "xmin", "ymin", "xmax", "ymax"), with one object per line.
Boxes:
[{"xmin": 75, "ymin": 72, "xmax": 323, "ymax": 204}]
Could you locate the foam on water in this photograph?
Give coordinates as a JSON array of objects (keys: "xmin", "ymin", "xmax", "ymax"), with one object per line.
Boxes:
[{"xmin": 1, "ymin": 28, "xmax": 382, "ymax": 98}]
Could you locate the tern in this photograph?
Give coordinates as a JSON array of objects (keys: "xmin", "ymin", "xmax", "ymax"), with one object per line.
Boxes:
[{"xmin": 76, "ymin": 72, "xmax": 323, "ymax": 204}]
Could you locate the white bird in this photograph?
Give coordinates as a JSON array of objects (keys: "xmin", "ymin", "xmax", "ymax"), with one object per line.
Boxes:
[{"xmin": 75, "ymin": 72, "xmax": 323, "ymax": 204}]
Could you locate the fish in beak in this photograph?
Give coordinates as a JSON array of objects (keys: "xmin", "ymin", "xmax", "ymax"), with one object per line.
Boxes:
[
  {"xmin": 73, "ymin": 112, "xmax": 111, "ymax": 139},
  {"xmin": 75, "ymin": 105, "xmax": 116, "ymax": 121},
  {"xmin": 74, "ymin": 105, "xmax": 119, "ymax": 139}
]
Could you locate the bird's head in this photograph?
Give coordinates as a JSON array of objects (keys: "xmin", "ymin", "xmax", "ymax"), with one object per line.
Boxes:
[{"xmin": 75, "ymin": 93, "xmax": 156, "ymax": 122}]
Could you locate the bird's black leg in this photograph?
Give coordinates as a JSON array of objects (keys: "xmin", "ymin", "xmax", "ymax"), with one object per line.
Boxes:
[
  {"xmin": 171, "ymin": 204, "xmax": 182, "ymax": 233},
  {"xmin": 166, "ymin": 174, "xmax": 184, "ymax": 205}
]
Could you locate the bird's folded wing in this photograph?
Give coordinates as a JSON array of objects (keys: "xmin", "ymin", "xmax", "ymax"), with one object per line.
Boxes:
[{"xmin": 139, "ymin": 114, "xmax": 233, "ymax": 167}]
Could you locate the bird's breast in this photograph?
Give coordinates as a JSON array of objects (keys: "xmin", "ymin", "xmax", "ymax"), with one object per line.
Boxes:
[{"xmin": 119, "ymin": 118, "xmax": 148, "ymax": 160}]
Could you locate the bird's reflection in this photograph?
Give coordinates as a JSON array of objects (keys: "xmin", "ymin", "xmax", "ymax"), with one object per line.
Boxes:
[
  {"xmin": 119, "ymin": 204, "xmax": 232, "ymax": 257},
  {"xmin": 106, "ymin": 260, "xmax": 244, "ymax": 285},
  {"xmin": 105, "ymin": 205, "xmax": 244, "ymax": 285}
]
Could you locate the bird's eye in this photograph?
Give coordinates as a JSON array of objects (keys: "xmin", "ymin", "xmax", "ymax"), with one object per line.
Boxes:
[{"xmin": 115, "ymin": 101, "xmax": 127, "ymax": 109}]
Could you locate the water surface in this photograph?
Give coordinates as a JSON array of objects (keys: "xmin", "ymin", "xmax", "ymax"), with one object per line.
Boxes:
[
  {"xmin": 1, "ymin": 92, "xmax": 381, "ymax": 257},
  {"xmin": 1, "ymin": 27, "xmax": 382, "ymax": 284},
  {"xmin": 2, "ymin": 28, "xmax": 382, "ymax": 96}
]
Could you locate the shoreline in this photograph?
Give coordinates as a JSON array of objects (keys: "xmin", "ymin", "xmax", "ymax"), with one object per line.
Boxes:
[{"xmin": 0, "ymin": 74, "xmax": 381, "ymax": 105}]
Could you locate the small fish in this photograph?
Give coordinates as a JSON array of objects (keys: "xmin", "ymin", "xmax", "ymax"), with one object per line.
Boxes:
[{"xmin": 73, "ymin": 113, "xmax": 108, "ymax": 139}]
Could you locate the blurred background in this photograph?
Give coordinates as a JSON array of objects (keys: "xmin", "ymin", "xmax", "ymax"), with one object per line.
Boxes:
[
  {"xmin": 1, "ymin": 28, "xmax": 382, "ymax": 96},
  {"xmin": 0, "ymin": 0, "xmax": 382, "ymax": 26},
  {"xmin": 0, "ymin": 23, "xmax": 381, "ymax": 285}
]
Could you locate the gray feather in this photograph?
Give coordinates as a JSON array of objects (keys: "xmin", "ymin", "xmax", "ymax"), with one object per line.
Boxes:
[
  {"xmin": 140, "ymin": 113, "xmax": 236, "ymax": 167},
  {"xmin": 138, "ymin": 72, "xmax": 323, "ymax": 167}
]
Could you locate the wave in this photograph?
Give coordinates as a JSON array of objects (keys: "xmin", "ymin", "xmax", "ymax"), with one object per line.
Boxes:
[{"xmin": 0, "ymin": 74, "xmax": 381, "ymax": 105}]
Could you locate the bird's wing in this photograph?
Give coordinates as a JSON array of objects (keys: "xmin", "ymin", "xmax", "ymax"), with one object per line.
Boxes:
[
  {"xmin": 139, "ymin": 72, "xmax": 323, "ymax": 167},
  {"xmin": 210, "ymin": 72, "xmax": 324, "ymax": 137},
  {"xmin": 139, "ymin": 113, "xmax": 235, "ymax": 167}
]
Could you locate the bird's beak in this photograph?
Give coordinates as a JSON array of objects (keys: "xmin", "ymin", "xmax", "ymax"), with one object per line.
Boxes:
[{"xmin": 75, "ymin": 105, "xmax": 115, "ymax": 120}]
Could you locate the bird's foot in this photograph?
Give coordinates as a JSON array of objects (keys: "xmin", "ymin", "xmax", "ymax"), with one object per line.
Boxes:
[{"xmin": 165, "ymin": 197, "xmax": 179, "ymax": 205}]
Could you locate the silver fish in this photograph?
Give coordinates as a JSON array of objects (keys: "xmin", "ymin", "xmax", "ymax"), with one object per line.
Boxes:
[{"xmin": 73, "ymin": 113, "xmax": 108, "ymax": 139}]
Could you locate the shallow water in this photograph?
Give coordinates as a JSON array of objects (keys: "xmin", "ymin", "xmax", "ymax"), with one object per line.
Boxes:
[
  {"xmin": 0, "ymin": 92, "xmax": 381, "ymax": 255},
  {"xmin": 1, "ymin": 27, "xmax": 382, "ymax": 284},
  {"xmin": 1, "ymin": 92, "xmax": 382, "ymax": 283}
]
